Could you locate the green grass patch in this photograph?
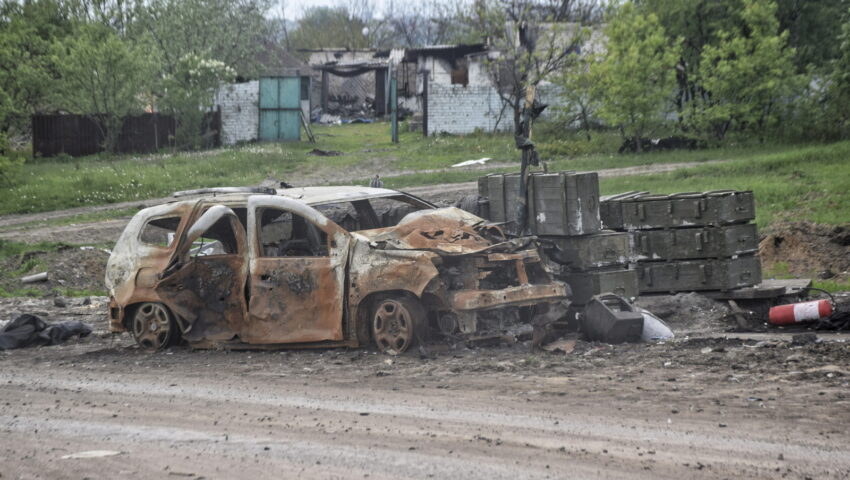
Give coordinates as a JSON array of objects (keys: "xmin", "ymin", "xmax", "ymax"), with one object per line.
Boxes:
[
  {"xmin": 599, "ymin": 141, "xmax": 850, "ymax": 229},
  {"xmin": 812, "ymin": 278, "xmax": 850, "ymax": 293}
]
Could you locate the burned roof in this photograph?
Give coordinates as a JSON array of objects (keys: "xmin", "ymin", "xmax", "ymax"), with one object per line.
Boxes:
[{"xmin": 168, "ymin": 185, "xmax": 433, "ymax": 207}]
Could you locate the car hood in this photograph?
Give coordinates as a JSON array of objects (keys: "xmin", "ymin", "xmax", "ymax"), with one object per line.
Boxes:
[{"xmin": 354, "ymin": 207, "xmax": 533, "ymax": 255}]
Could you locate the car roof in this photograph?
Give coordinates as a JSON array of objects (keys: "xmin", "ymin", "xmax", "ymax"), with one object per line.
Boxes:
[{"xmin": 164, "ymin": 186, "xmax": 433, "ymax": 208}]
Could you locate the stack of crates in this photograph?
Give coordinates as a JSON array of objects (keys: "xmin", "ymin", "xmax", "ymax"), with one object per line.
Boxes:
[
  {"xmin": 600, "ymin": 190, "xmax": 762, "ymax": 293},
  {"xmin": 478, "ymin": 171, "xmax": 639, "ymax": 306}
]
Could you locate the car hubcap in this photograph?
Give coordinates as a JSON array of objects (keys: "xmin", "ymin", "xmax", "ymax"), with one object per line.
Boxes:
[
  {"xmin": 132, "ymin": 303, "xmax": 172, "ymax": 350},
  {"xmin": 373, "ymin": 300, "xmax": 413, "ymax": 355}
]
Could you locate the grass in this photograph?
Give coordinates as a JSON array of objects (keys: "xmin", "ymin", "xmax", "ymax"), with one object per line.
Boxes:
[
  {"xmin": 599, "ymin": 141, "xmax": 850, "ymax": 229},
  {"xmin": 4, "ymin": 121, "xmax": 797, "ymax": 215}
]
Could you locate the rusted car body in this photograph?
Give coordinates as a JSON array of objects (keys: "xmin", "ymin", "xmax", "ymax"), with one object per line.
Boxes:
[{"xmin": 105, "ymin": 186, "xmax": 569, "ymax": 354}]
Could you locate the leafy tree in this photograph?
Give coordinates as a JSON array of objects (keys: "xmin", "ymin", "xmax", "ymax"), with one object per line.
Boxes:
[
  {"xmin": 0, "ymin": 0, "xmax": 75, "ymax": 134},
  {"xmin": 694, "ymin": 0, "xmax": 800, "ymax": 141},
  {"xmin": 133, "ymin": 0, "xmax": 272, "ymax": 78},
  {"xmin": 288, "ymin": 6, "xmax": 371, "ymax": 52},
  {"xmin": 160, "ymin": 54, "xmax": 235, "ymax": 149},
  {"xmin": 52, "ymin": 22, "xmax": 155, "ymax": 152},
  {"xmin": 821, "ymin": 9, "xmax": 850, "ymax": 138},
  {"xmin": 591, "ymin": 2, "xmax": 681, "ymax": 151},
  {"xmin": 776, "ymin": 0, "xmax": 850, "ymax": 71},
  {"xmin": 554, "ymin": 53, "xmax": 599, "ymax": 140},
  {"xmin": 635, "ymin": 0, "xmax": 742, "ymax": 119}
]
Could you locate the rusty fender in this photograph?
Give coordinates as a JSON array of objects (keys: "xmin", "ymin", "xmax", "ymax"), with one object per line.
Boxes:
[{"xmin": 347, "ymin": 237, "xmax": 441, "ymax": 306}]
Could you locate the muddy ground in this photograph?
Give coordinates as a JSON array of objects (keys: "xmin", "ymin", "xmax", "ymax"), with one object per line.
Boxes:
[
  {"xmin": 0, "ymin": 177, "xmax": 849, "ymax": 479},
  {"xmin": 1, "ymin": 294, "xmax": 849, "ymax": 480}
]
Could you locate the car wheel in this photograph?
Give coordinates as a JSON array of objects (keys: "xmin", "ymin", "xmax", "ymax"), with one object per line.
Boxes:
[
  {"xmin": 371, "ymin": 296, "xmax": 424, "ymax": 355},
  {"xmin": 131, "ymin": 302, "xmax": 177, "ymax": 351}
]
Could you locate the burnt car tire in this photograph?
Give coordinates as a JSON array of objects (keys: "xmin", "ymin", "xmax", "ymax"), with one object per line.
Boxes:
[
  {"xmin": 370, "ymin": 296, "xmax": 425, "ymax": 355},
  {"xmin": 131, "ymin": 302, "xmax": 177, "ymax": 351}
]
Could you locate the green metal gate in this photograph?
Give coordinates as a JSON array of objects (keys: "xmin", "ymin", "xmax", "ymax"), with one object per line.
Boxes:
[{"xmin": 259, "ymin": 76, "xmax": 301, "ymax": 141}]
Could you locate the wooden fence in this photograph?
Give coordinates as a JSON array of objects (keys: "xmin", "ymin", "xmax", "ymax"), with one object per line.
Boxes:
[{"xmin": 32, "ymin": 110, "xmax": 221, "ymax": 158}]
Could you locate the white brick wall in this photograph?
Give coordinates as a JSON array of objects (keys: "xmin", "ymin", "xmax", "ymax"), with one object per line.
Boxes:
[
  {"xmin": 426, "ymin": 83, "xmax": 562, "ymax": 136},
  {"xmin": 426, "ymin": 85, "xmax": 511, "ymax": 136},
  {"xmin": 215, "ymin": 81, "xmax": 259, "ymax": 145}
]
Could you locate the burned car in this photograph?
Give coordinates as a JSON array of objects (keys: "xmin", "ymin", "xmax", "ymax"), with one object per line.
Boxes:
[{"xmin": 105, "ymin": 186, "xmax": 569, "ymax": 354}]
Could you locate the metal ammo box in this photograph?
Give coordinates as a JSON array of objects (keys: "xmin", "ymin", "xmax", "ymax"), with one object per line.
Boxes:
[
  {"xmin": 528, "ymin": 171, "xmax": 601, "ymax": 236},
  {"xmin": 602, "ymin": 190, "xmax": 755, "ymax": 230},
  {"xmin": 581, "ymin": 293, "xmax": 644, "ymax": 343},
  {"xmin": 637, "ymin": 255, "xmax": 762, "ymax": 293},
  {"xmin": 632, "ymin": 224, "xmax": 759, "ymax": 261},
  {"xmin": 558, "ymin": 267, "xmax": 639, "ymax": 305},
  {"xmin": 542, "ymin": 231, "xmax": 631, "ymax": 269}
]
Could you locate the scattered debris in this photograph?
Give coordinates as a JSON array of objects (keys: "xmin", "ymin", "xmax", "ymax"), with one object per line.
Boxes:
[
  {"xmin": 0, "ymin": 314, "xmax": 92, "ymax": 350},
  {"xmin": 61, "ymin": 450, "xmax": 123, "ymax": 459},
  {"xmin": 451, "ymin": 157, "xmax": 492, "ymax": 168},
  {"xmin": 581, "ymin": 293, "xmax": 644, "ymax": 344},
  {"xmin": 21, "ymin": 272, "xmax": 48, "ymax": 284},
  {"xmin": 307, "ymin": 148, "xmax": 343, "ymax": 157}
]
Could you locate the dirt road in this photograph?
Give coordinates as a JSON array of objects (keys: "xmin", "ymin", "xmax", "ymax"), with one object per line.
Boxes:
[{"xmin": 1, "ymin": 306, "xmax": 848, "ymax": 480}]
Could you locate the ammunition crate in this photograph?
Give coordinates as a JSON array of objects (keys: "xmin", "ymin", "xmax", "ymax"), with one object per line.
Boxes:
[
  {"xmin": 632, "ymin": 224, "xmax": 759, "ymax": 261},
  {"xmin": 528, "ymin": 171, "xmax": 601, "ymax": 236},
  {"xmin": 478, "ymin": 173, "xmax": 522, "ymax": 224},
  {"xmin": 601, "ymin": 190, "xmax": 755, "ymax": 230},
  {"xmin": 558, "ymin": 267, "xmax": 639, "ymax": 305},
  {"xmin": 542, "ymin": 231, "xmax": 631, "ymax": 269},
  {"xmin": 636, "ymin": 255, "xmax": 762, "ymax": 293}
]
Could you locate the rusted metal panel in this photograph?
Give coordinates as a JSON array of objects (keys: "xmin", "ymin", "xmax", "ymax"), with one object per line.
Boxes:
[
  {"xmin": 245, "ymin": 197, "xmax": 350, "ymax": 344},
  {"xmin": 154, "ymin": 206, "xmax": 248, "ymax": 343},
  {"xmin": 450, "ymin": 283, "xmax": 568, "ymax": 311}
]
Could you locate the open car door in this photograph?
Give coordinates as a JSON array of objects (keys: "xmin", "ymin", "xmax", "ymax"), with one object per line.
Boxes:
[
  {"xmin": 243, "ymin": 196, "xmax": 351, "ymax": 344},
  {"xmin": 155, "ymin": 205, "xmax": 248, "ymax": 344}
]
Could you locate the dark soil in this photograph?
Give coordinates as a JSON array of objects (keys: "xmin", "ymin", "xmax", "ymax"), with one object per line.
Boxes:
[
  {"xmin": 0, "ymin": 245, "xmax": 109, "ymax": 296},
  {"xmin": 760, "ymin": 221, "xmax": 850, "ymax": 281}
]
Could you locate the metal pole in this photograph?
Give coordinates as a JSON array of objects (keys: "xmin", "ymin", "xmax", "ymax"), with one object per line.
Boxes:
[{"xmin": 391, "ymin": 77, "xmax": 398, "ymax": 143}]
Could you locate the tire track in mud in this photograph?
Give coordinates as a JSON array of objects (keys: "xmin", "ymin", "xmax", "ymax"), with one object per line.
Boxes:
[{"xmin": 1, "ymin": 364, "xmax": 847, "ymax": 480}]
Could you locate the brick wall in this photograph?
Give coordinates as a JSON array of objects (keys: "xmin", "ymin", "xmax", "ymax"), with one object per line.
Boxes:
[
  {"xmin": 426, "ymin": 85, "xmax": 511, "ymax": 135},
  {"xmin": 426, "ymin": 83, "xmax": 562, "ymax": 136},
  {"xmin": 215, "ymin": 81, "xmax": 259, "ymax": 145}
]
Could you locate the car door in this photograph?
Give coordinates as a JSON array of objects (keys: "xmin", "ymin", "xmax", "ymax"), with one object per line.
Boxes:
[
  {"xmin": 155, "ymin": 205, "xmax": 248, "ymax": 344},
  {"xmin": 243, "ymin": 196, "xmax": 351, "ymax": 344}
]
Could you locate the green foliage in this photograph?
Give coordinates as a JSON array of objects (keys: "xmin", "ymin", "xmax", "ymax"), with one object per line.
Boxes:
[
  {"xmin": 0, "ymin": 131, "xmax": 25, "ymax": 185},
  {"xmin": 592, "ymin": 2, "xmax": 681, "ymax": 149},
  {"xmin": 0, "ymin": 0, "xmax": 74, "ymax": 133},
  {"xmin": 553, "ymin": 53, "xmax": 600, "ymax": 140},
  {"xmin": 289, "ymin": 6, "xmax": 371, "ymax": 51},
  {"xmin": 692, "ymin": 0, "xmax": 802, "ymax": 141},
  {"xmin": 160, "ymin": 54, "xmax": 235, "ymax": 150},
  {"xmin": 51, "ymin": 22, "xmax": 155, "ymax": 152},
  {"xmin": 823, "ymin": 10, "xmax": 850, "ymax": 138},
  {"xmin": 133, "ymin": 0, "xmax": 272, "ymax": 78}
]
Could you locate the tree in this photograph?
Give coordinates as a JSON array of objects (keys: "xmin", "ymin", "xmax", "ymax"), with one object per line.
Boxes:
[
  {"xmin": 822, "ymin": 9, "xmax": 850, "ymax": 138},
  {"xmin": 133, "ymin": 0, "xmax": 273, "ymax": 78},
  {"xmin": 0, "ymin": 0, "xmax": 75, "ymax": 134},
  {"xmin": 554, "ymin": 52, "xmax": 599, "ymax": 140},
  {"xmin": 288, "ymin": 6, "xmax": 371, "ymax": 51},
  {"xmin": 469, "ymin": 0, "xmax": 603, "ymax": 131},
  {"xmin": 160, "ymin": 54, "xmax": 235, "ymax": 149},
  {"xmin": 592, "ymin": 2, "xmax": 681, "ymax": 151},
  {"xmin": 52, "ymin": 23, "xmax": 155, "ymax": 152},
  {"xmin": 694, "ymin": 0, "xmax": 800, "ymax": 140}
]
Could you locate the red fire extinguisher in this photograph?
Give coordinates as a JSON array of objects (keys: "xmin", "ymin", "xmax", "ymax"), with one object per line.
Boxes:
[{"xmin": 769, "ymin": 299, "xmax": 833, "ymax": 326}]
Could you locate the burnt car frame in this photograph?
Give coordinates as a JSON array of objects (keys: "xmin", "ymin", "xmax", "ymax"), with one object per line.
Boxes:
[{"xmin": 105, "ymin": 186, "xmax": 568, "ymax": 354}]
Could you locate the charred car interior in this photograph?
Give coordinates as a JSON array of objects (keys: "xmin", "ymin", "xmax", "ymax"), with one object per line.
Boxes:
[{"xmin": 105, "ymin": 186, "xmax": 569, "ymax": 354}]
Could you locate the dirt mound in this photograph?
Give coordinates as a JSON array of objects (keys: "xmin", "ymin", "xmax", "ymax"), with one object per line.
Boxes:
[
  {"xmin": 1, "ymin": 245, "xmax": 109, "ymax": 297},
  {"xmin": 759, "ymin": 221, "xmax": 850, "ymax": 280}
]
